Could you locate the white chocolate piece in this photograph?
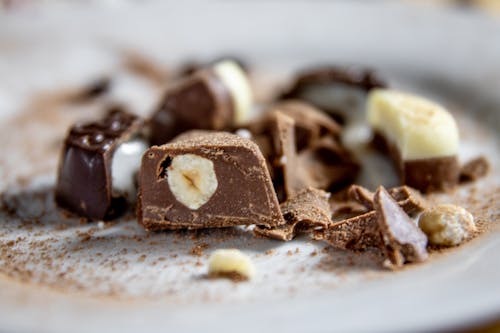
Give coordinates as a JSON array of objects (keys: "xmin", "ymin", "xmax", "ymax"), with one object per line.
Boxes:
[
  {"xmin": 167, "ymin": 154, "xmax": 218, "ymax": 210},
  {"xmin": 111, "ymin": 138, "xmax": 149, "ymax": 198},
  {"xmin": 419, "ymin": 204, "xmax": 476, "ymax": 246},
  {"xmin": 367, "ymin": 89, "xmax": 459, "ymax": 160},
  {"xmin": 213, "ymin": 60, "xmax": 253, "ymax": 125},
  {"xmin": 208, "ymin": 249, "xmax": 255, "ymax": 279}
]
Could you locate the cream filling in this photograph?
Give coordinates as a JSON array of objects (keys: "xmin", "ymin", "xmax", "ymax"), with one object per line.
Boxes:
[
  {"xmin": 213, "ymin": 60, "xmax": 253, "ymax": 125},
  {"xmin": 111, "ymin": 138, "xmax": 149, "ymax": 198},
  {"xmin": 367, "ymin": 89, "xmax": 459, "ymax": 160}
]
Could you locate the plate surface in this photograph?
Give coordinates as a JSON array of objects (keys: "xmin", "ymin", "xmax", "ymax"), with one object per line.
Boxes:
[{"xmin": 0, "ymin": 2, "xmax": 499, "ymax": 333}]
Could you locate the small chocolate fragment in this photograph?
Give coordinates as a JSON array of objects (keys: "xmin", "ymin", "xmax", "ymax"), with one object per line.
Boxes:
[
  {"xmin": 368, "ymin": 90, "xmax": 460, "ymax": 192},
  {"xmin": 313, "ymin": 211, "xmax": 380, "ymax": 250},
  {"xmin": 373, "ymin": 186, "xmax": 428, "ymax": 267},
  {"xmin": 150, "ymin": 61, "xmax": 252, "ymax": 145},
  {"xmin": 281, "ymin": 66, "xmax": 386, "ymax": 122},
  {"xmin": 254, "ymin": 187, "xmax": 331, "ymax": 241},
  {"xmin": 347, "ymin": 184, "xmax": 427, "ymax": 217},
  {"xmin": 55, "ymin": 109, "xmax": 146, "ymax": 220},
  {"xmin": 70, "ymin": 77, "xmax": 111, "ymax": 103},
  {"xmin": 459, "ymin": 156, "xmax": 490, "ymax": 182},
  {"xmin": 138, "ymin": 132, "xmax": 283, "ymax": 230}
]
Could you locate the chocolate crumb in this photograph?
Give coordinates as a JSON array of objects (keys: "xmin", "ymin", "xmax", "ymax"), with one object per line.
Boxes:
[{"xmin": 460, "ymin": 156, "xmax": 490, "ymax": 182}]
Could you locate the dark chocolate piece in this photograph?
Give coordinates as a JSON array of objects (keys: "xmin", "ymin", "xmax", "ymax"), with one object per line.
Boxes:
[
  {"xmin": 373, "ymin": 186, "xmax": 428, "ymax": 267},
  {"xmin": 55, "ymin": 109, "xmax": 144, "ymax": 220},
  {"xmin": 138, "ymin": 132, "xmax": 284, "ymax": 230},
  {"xmin": 459, "ymin": 156, "xmax": 490, "ymax": 182},
  {"xmin": 254, "ymin": 187, "xmax": 331, "ymax": 241},
  {"xmin": 284, "ymin": 66, "xmax": 386, "ymax": 96},
  {"xmin": 149, "ymin": 69, "xmax": 234, "ymax": 145}
]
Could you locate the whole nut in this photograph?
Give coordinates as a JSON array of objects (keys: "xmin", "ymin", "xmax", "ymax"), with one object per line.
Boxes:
[
  {"xmin": 167, "ymin": 154, "xmax": 218, "ymax": 210},
  {"xmin": 419, "ymin": 204, "xmax": 476, "ymax": 246},
  {"xmin": 208, "ymin": 249, "xmax": 255, "ymax": 280}
]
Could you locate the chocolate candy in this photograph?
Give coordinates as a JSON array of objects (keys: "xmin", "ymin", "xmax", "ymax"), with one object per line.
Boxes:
[
  {"xmin": 149, "ymin": 60, "xmax": 252, "ymax": 145},
  {"xmin": 137, "ymin": 131, "xmax": 284, "ymax": 230},
  {"xmin": 281, "ymin": 66, "xmax": 386, "ymax": 123},
  {"xmin": 368, "ymin": 89, "xmax": 460, "ymax": 192},
  {"xmin": 55, "ymin": 109, "xmax": 147, "ymax": 220}
]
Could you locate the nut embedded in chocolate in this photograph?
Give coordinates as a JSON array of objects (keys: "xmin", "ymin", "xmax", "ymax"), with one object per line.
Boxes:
[
  {"xmin": 149, "ymin": 60, "xmax": 252, "ymax": 145},
  {"xmin": 368, "ymin": 89, "xmax": 460, "ymax": 192},
  {"xmin": 137, "ymin": 132, "xmax": 284, "ymax": 230},
  {"xmin": 55, "ymin": 109, "xmax": 147, "ymax": 220}
]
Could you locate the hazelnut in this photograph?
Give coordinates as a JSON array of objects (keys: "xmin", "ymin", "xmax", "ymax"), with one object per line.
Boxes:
[{"xmin": 419, "ymin": 204, "xmax": 476, "ymax": 246}]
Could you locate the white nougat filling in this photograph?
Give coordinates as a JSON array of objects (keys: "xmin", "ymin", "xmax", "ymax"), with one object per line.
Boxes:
[
  {"xmin": 111, "ymin": 138, "xmax": 149, "ymax": 198},
  {"xmin": 213, "ymin": 60, "xmax": 253, "ymax": 125},
  {"xmin": 367, "ymin": 89, "xmax": 459, "ymax": 160}
]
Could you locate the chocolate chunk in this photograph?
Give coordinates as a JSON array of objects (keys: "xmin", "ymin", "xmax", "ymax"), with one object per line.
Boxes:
[
  {"xmin": 281, "ymin": 66, "xmax": 386, "ymax": 122},
  {"xmin": 150, "ymin": 60, "xmax": 252, "ymax": 145},
  {"xmin": 243, "ymin": 111, "xmax": 305, "ymax": 202},
  {"xmin": 268, "ymin": 100, "xmax": 342, "ymax": 151},
  {"xmin": 149, "ymin": 69, "xmax": 234, "ymax": 145},
  {"xmin": 460, "ymin": 156, "xmax": 490, "ymax": 182},
  {"xmin": 373, "ymin": 186, "xmax": 428, "ymax": 267},
  {"xmin": 254, "ymin": 187, "xmax": 332, "ymax": 241},
  {"xmin": 137, "ymin": 132, "xmax": 283, "ymax": 230},
  {"xmin": 55, "ymin": 109, "xmax": 146, "ymax": 220},
  {"xmin": 297, "ymin": 136, "xmax": 360, "ymax": 191}
]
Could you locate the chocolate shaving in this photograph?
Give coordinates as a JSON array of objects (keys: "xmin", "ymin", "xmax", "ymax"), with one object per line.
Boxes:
[
  {"xmin": 254, "ymin": 187, "xmax": 331, "ymax": 241},
  {"xmin": 317, "ymin": 186, "xmax": 428, "ymax": 263},
  {"xmin": 460, "ymin": 156, "xmax": 490, "ymax": 182},
  {"xmin": 347, "ymin": 184, "xmax": 427, "ymax": 217},
  {"xmin": 373, "ymin": 186, "xmax": 428, "ymax": 267}
]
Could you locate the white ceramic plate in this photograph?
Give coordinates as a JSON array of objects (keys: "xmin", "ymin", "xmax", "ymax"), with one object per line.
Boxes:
[{"xmin": 0, "ymin": 2, "xmax": 499, "ymax": 333}]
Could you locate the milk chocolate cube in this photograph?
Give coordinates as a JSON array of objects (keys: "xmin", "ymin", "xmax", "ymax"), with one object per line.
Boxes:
[
  {"xmin": 150, "ymin": 60, "xmax": 252, "ymax": 145},
  {"xmin": 55, "ymin": 109, "xmax": 147, "ymax": 220},
  {"xmin": 138, "ymin": 132, "xmax": 284, "ymax": 230}
]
